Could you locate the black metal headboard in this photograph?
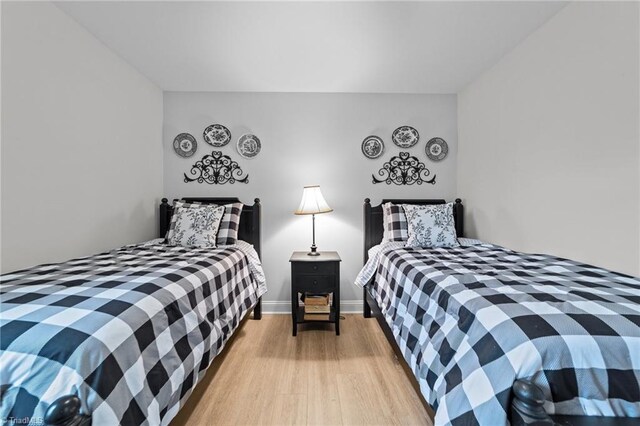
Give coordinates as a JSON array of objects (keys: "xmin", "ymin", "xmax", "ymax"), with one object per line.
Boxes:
[
  {"xmin": 363, "ymin": 198, "xmax": 464, "ymax": 263},
  {"xmin": 159, "ymin": 197, "xmax": 262, "ymax": 258}
]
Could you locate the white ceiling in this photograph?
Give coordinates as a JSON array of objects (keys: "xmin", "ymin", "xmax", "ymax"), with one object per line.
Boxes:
[{"xmin": 55, "ymin": 1, "xmax": 567, "ymax": 94}]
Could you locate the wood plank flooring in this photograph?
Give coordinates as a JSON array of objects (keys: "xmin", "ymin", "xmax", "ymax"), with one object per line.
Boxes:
[{"xmin": 171, "ymin": 314, "xmax": 431, "ymax": 426}]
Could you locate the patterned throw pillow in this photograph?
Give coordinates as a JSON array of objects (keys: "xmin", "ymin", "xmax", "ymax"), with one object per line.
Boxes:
[
  {"xmin": 166, "ymin": 200, "xmax": 201, "ymax": 243},
  {"xmin": 382, "ymin": 202, "xmax": 408, "ymax": 242},
  {"xmin": 402, "ymin": 203, "xmax": 459, "ymax": 248},
  {"xmin": 216, "ymin": 203, "xmax": 243, "ymax": 246},
  {"xmin": 167, "ymin": 204, "xmax": 225, "ymax": 248},
  {"xmin": 166, "ymin": 201, "xmax": 244, "ymax": 246}
]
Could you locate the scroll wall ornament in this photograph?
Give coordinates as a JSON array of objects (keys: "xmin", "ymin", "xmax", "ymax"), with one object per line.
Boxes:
[
  {"xmin": 184, "ymin": 150, "xmax": 249, "ymax": 184},
  {"xmin": 372, "ymin": 151, "xmax": 436, "ymax": 185}
]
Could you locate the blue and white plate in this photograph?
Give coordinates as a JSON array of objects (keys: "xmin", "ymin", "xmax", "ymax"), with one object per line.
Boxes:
[
  {"xmin": 392, "ymin": 126, "xmax": 419, "ymax": 148},
  {"xmin": 173, "ymin": 133, "xmax": 197, "ymax": 157},
  {"xmin": 237, "ymin": 134, "xmax": 261, "ymax": 159},
  {"xmin": 425, "ymin": 137, "xmax": 448, "ymax": 161},
  {"xmin": 361, "ymin": 136, "xmax": 385, "ymax": 159},
  {"xmin": 203, "ymin": 124, "xmax": 231, "ymax": 147}
]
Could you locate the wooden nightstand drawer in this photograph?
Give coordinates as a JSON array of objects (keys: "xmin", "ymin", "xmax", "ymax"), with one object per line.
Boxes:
[
  {"xmin": 294, "ymin": 275, "xmax": 334, "ymax": 293},
  {"xmin": 293, "ymin": 262, "xmax": 335, "ymax": 276}
]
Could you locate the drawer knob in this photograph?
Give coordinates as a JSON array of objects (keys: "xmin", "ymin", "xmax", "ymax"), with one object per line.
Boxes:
[
  {"xmin": 313, "ymin": 266, "xmax": 318, "ymax": 270},
  {"xmin": 313, "ymin": 280, "xmax": 317, "ymax": 285}
]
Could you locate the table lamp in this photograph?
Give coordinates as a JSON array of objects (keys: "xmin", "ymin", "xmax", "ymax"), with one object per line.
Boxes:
[{"xmin": 294, "ymin": 185, "xmax": 333, "ymax": 256}]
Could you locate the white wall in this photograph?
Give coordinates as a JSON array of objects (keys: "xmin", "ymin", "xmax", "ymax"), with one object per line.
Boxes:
[
  {"xmin": 458, "ymin": 1, "xmax": 639, "ymax": 276},
  {"xmin": 164, "ymin": 92, "xmax": 458, "ymax": 310},
  {"xmin": 1, "ymin": 2, "xmax": 164, "ymax": 272}
]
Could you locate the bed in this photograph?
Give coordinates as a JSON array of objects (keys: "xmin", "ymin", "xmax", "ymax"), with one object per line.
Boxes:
[
  {"xmin": 0, "ymin": 197, "xmax": 264, "ymax": 426},
  {"xmin": 358, "ymin": 198, "xmax": 640, "ymax": 426}
]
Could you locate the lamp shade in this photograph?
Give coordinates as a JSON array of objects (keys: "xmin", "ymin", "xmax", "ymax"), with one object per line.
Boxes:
[{"xmin": 294, "ymin": 185, "xmax": 333, "ymax": 215}]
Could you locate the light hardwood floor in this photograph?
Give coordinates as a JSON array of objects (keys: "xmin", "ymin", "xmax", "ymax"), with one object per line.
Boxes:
[{"xmin": 171, "ymin": 314, "xmax": 432, "ymax": 426}]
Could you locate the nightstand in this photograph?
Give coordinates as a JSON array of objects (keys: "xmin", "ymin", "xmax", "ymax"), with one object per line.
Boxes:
[{"xmin": 289, "ymin": 251, "xmax": 341, "ymax": 336}]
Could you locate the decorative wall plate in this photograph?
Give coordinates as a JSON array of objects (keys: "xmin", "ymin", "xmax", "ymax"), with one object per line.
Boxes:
[
  {"xmin": 361, "ymin": 136, "xmax": 385, "ymax": 159},
  {"xmin": 392, "ymin": 126, "xmax": 419, "ymax": 148},
  {"xmin": 425, "ymin": 137, "xmax": 448, "ymax": 161},
  {"xmin": 203, "ymin": 124, "xmax": 231, "ymax": 147},
  {"xmin": 237, "ymin": 134, "xmax": 261, "ymax": 159},
  {"xmin": 173, "ymin": 133, "xmax": 197, "ymax": 157}
]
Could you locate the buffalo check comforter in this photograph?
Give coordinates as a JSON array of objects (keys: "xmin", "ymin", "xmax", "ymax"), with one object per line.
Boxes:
[
  {"xmin": 0, "ymin": 239, "xmax": 266, "ymax": 426},
  {"xmin": 356, "ymin": 242, "xmax": 640, "ymax": 425}
]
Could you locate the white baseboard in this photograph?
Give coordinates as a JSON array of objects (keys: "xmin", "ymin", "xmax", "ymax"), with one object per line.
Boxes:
[{"xmin": 261, "ymin": 300, "xmax": 363, "ymax": 314}]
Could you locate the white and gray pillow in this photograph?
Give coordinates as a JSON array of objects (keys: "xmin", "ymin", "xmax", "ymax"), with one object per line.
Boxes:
[
  {"xmin": 166, "ymin": 201, "xmax": 243, "ymax": 246},
  {"xmin": 167, "ymin": 203, "xmax": 225, "ymax": 248},
  {"xmin": 402, "ymin": 203, "xmax": 459, "ymax": 248},
  {"xmin": 166, "ymin": 200, "xmax": 201, "ymax": 243},
  {"xmin": 382, "ymin": 202, "xmax": 408, "ymax": 242}
]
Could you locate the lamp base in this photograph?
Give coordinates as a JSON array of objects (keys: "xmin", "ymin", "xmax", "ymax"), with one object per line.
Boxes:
[{"xmin": 308, "ymin": 245, "xmax": 320, "ymax": 256}]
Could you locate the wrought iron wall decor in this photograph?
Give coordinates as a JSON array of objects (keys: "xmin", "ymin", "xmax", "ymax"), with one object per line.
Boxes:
[
  {"xmin": 372, "ymin": 151, "xmax": 436, "ymax": 185},
  {"xmin": 184, "ymin": 151, "xmax": 249, "ymax": 184}
]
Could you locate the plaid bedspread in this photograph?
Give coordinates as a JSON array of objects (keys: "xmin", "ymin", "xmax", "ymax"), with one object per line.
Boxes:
[
  {"xmin": 1, "ymin": 240, "xmax": 265, "ymax": 426},
  {"xmin": 362, "ymin": 243, "xmax": 640, "ymax": 425}
]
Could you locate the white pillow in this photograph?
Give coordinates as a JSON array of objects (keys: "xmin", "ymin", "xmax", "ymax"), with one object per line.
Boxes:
[
  {"xmin": 402, "ymin": 203, "xmax": 459, "ymax": 248},
  {"xmin": 167, "ymin": 204, "xmax": 226, "ymax": 248}
]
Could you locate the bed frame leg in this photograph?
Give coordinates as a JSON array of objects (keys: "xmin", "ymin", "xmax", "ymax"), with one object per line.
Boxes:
[
  {"xmin": 44, "ymin": 395, "xmax": 91, "ymax": 426},
  {"xmin": 253, "ymin": 297, "xmax": 262, "ymax": 320},
  {"xmin": 363, "ymin": 287, "xmax": 372, "ymax": 318},
  {"xmin": 510, "ymin": 379, "xmax": 553, "ymax": 426}
]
